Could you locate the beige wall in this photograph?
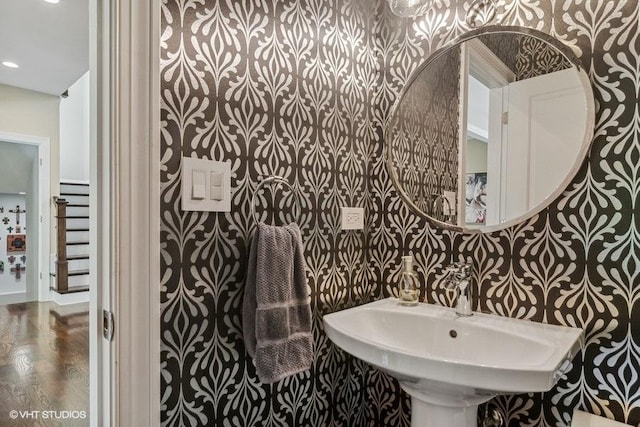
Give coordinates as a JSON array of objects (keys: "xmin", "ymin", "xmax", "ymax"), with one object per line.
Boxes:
[
  {"xmin": 466, "ymin": 137, "xmax": 488, "ymax": 174},
  {"xmin": 0, "ymin": 83, "xmax": 60, "ymax": 197}
]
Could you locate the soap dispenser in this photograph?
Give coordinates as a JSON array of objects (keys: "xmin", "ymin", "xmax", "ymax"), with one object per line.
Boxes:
[{"xmin": 398, "ymin": 255, "xmax": 419, "ymax": 306}]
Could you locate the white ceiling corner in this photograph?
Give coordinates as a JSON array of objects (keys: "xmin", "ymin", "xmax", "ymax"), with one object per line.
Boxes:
[{"xmin": 0, "ymin": 0, "xmax": 89, "ymax": 96}]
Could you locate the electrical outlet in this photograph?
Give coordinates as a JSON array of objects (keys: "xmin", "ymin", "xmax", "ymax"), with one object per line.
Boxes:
[
  {"xmin": 443, "ymin": 191, "xmax": 457, "ymax": 216},
  {"xmin": 341, "ymin": 207, "xmax": 364, "ymax": 230}
]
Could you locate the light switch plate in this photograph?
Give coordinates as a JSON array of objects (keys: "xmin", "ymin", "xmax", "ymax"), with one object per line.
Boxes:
[
  {"xmin": 341, "ymin": 207, "xmax": 364, "ymax": 230},
  {"xmin": 182, "ymin": 157, "xmax": 231, "ymax": 212}
]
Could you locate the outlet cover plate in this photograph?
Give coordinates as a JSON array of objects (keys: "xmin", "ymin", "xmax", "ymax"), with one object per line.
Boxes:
[{"xmin": 341, "ymin": 207, "xmax": 364, "ymax": 230}]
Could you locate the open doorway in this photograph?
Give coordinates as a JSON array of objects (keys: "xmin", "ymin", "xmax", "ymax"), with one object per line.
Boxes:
[
  {"xmin": 0, "ymin": 0, "xmax": 91, "ymax": 425},
  {"xmin": 0, "ymin": 135, "xmax": 49, "ymax": 303},
  {"xmin": 0, "ymin": 141, "xmax": 39, "ymax": 303}
]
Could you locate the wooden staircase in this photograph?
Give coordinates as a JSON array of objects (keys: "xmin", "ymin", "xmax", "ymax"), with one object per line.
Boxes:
[{"xmin": 53, "ymin": 182, "xmax": 90, "ymax": 294}]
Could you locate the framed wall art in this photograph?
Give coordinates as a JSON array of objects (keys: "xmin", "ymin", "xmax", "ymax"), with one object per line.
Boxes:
[{"xmin": 7, "ymin": 234, "xmax": 26, "ymax": 253}]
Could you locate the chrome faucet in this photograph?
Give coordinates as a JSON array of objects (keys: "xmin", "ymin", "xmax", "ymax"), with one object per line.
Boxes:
[{"xmin": 443, "ymin": 262, "xmax": 473, "ymax": 316}]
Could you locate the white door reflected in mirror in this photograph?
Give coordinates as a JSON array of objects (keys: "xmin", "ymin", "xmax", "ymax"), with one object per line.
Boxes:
[{"xmin": 462, "ymin": 41, "xmax": 588, "ymax": 228}]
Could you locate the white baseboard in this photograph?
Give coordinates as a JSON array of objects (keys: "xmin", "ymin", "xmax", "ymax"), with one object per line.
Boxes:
[
  {"xmin": 50, "ymin": 301, "xmax": 89, "ymax": 314},
  {"xmin": 52, "ymin": 290, "xmax": 90, "ymax": 305},
  {"xmin": 0, "ymin": 291, "xmax": 30, "ymax": 305}
]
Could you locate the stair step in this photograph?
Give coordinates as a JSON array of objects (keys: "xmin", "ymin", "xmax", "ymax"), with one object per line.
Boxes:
[
  {"xmin": 65, "ymin": 218, "xmax": 89, "ymax": 229},
  {"xmin": 66, "ymin": 245, "xmax": 89, "ymax": 256},
  {"xmin": 50, "ymin": 272, "xmax": 90, "ymax": 278},
  {"xmin": 51, "ymin": 272, "xmax": 90, "ymax": 286},
  {"xmin": 67, "ymin": 255, "xmax": 90, "ymax": 260},
  {"xmin": 66, "ymin": 206, "xmax": 89, "ymax": 217},
  {"xmin": 67, "ymin": 204, "xmax": 90, "ymax": 207},
  {"xmin": 60, "ymin": 192, "xmax": 89, "ymax": 197},
  {"xmin": 64, "ymin": 216, "xmax": 89, "ymax": 219},
  {"xmin": 67, "ymin": 241, "xmax": 89, "ymax": 246},
  {"xmin": 68, "ymin": 257, "xmax": 90, "ymax": 271},
  {"xmin": 67, "ymin": 230, "xmax": 90, "ymax": 243},
  {"xmin": 60, "ymin": 194, "xmax": 89, "ymax": 205},
  {"xmin": 60, "ymin": 182, "xmax": 90, "ymax": 196},
  {"xmin": 52, "ymin": 286, "xmax": 90, "ymax": 295}
]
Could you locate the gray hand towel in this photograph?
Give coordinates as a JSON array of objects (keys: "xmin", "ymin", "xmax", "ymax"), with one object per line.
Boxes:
[{"xmin": 242, "ymin": 222, "xmax": 313, "ymax": 384}]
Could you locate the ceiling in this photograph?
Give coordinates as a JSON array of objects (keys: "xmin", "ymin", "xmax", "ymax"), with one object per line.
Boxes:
[{"xmin": 0, "ymin": 0, "xmax": 89, "ymax": 96}]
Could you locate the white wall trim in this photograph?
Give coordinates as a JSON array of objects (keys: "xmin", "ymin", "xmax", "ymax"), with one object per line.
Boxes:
[
  {"xmin": 51, "ymin": 290, "xmax": 90, "ymax": 305},
  {"xmin": 0, "ymin": 131, "xmax": 51, "ymax": 303},
  {"xmin": 106, "ymin": 0, "xmax": 161, "ymax": 425},
  {"xmin": 90, "ymin": 0, "xmax": 110, "ymax": 424},
  {"xmin": 0, "ymin": 291, "xmax": 29, "ymax": 305},
  {"xmin": 91, "ymin": 0, "xmax": 161, "ymax": 422},
  {"xmin": 468, "ymin": 38, "xmax": 515, "ymax": 88}
]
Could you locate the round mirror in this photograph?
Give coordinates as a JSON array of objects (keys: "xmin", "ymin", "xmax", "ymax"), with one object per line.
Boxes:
[{"xmin": 386, "ymin": 26, "xmax": 595, "ymax": 233}]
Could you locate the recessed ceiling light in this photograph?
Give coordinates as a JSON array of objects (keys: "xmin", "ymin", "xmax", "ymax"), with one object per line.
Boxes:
[
  {"xmin": 2, "ymin": 61, "xmax": 19, "ymax": 69},
  {"xmin": 43, "ymin": 0, "xmax": 60, "ymax": 3}
]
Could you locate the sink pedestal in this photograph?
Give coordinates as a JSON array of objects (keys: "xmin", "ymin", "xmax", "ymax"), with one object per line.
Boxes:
[
  {"xmin": 411, "ymin": 399, "xmax": 478, "ymax": 427},
  {"xmin": 401, "ymin": 382, "xmax": 494, "ymax": 427}
]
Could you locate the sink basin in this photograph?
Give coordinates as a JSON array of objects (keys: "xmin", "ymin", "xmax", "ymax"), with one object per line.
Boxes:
[{"xmin": 323, "ymin": 298, "xmax": 583, "ymax": 427}]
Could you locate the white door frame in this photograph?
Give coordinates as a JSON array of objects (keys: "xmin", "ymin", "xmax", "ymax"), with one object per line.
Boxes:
[
  {"xmin": 91, "ymin": 0, "xmax": 161, "ymax": 425},
  {"xmin": 0, "ymin": 131, "xmax": 51, "ymax": 303},
  {"xmin": 459, "ymin": 40, "xmax": 515, "ymax": 229}
]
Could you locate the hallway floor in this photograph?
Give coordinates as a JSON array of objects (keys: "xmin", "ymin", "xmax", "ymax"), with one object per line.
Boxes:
[{"xmin": 0, "ymin": 301, "xmax": 89, "ymax": 426}]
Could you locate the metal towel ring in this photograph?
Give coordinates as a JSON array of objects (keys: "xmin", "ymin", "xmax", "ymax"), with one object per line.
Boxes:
[{"xmin": 250, "ymin": 175, "xmax": 300, "ymax": 225}]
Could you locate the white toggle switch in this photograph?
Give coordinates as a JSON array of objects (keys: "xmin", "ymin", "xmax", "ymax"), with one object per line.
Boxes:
[
  {"xmin": 210, "ymin": 186, "xmax": 224, "ymax": 201},
  {"xmin": 210, "ymin": 171, "xmax": 223, "ymax": 187},
  {"xmin": 210, "ymin": 172, "xmax": 224, "ymax": 200},
  {"xmin": 192, "ymin": 169, "xmax": 206, "ymax": 199}
]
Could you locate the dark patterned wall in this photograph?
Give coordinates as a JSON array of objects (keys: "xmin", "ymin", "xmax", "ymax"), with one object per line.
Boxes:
[
  {"xmin": 387, "ymin": 46, "xmax": 460, "ymax": 219},
  {"xmin": 479, "ymin": 33, "xmax": 572, "ymax": 80},
  {"xmin": 161, "ymin": 0, "xmax": 640, "ymax": 426},
  {"xmin": 160, "ymin": 0, "xmax": 384, "ymax": 426},
  {"xmin": 479, "ymin": 32, "xmax": 520, "ymax": 72},
  {"xmin": 375, "ymin": 0, "xmax": 640, "ymax": 426},
  {"xmin": 515, "ymin": 35, "xmax": 572, "ymax": 80}
]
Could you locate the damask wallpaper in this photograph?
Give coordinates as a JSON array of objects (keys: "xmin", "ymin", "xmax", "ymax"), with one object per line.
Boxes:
[
  {"xmin": 387, "ymin": 46, "xmax": 460, "ymax": 220},
  {"xmin": 515, "ymin": 34, "xmax": 572, "ymax": 80},
  {"xmin": 479, "ymin": 33, "xmax": 572, "ymax": 81},
  {"xmin": 479, "ymin": 32, "xmax": 521, "ymax": 72},
  {"xmin": 161, "ymin": 0, "xmax": 640, "ymax": 426},
  {"xmin": 160, "ymin": 0, "xmax": 382, "ymax": 425}
]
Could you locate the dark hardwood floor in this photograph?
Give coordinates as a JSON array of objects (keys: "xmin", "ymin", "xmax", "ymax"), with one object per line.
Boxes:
[{"xmin": 0, "ymin": 302, "xmax": 89, "ymax": 427}]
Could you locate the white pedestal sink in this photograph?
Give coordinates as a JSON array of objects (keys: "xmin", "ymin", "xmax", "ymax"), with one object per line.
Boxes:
[{"xmin": 323, "ymin": 298, "xmax": 583, "ymax": 427}]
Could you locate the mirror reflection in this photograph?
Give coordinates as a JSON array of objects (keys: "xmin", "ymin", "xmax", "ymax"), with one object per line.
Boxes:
[{"xmin": 387, "ymin": 29, "xmax": 593, "ymax": 232}]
